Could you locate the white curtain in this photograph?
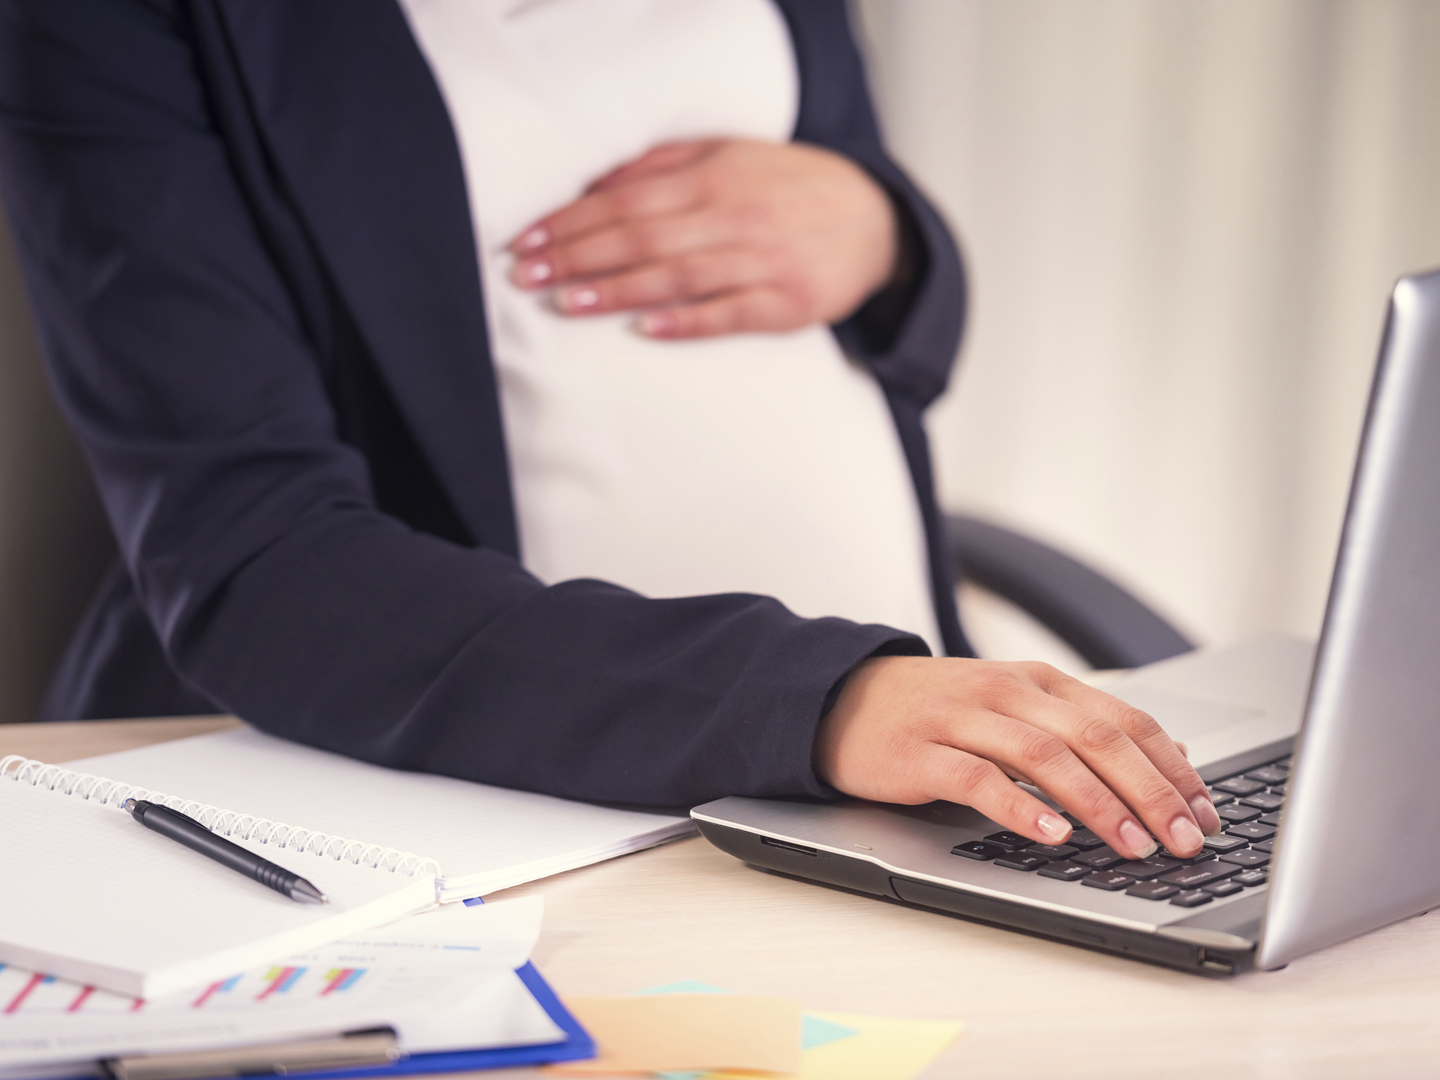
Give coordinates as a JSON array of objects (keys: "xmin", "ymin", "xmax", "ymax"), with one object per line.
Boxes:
[{"xmin": 854, "ymin": 0, "xmax": 1440, "ymax": 658}]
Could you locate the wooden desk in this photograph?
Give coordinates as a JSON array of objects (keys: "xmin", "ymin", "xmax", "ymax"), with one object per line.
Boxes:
[{"xmin": 8, "ymin": 718, "xmax": 1440, "ymax": 1078}]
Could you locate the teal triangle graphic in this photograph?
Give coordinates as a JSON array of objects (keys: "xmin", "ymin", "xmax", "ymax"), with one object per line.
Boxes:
[{"xmin": 802, "ymin": 1013, "xmax": 861, "ymax": 1050}]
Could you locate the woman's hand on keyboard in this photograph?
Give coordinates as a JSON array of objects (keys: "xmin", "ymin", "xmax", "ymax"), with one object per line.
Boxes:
[
  {"xmin": 506, "ymin": 138, "xmax": 899, "ymax": 339},
  {"xmin": 814, "ymin": 657, "xmax": 1223, "ymax": 860}
]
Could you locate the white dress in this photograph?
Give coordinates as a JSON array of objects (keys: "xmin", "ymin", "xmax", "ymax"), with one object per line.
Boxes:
[{"xmin": 397, "ymin": 0, "xmax": 942, "ymax": 652}]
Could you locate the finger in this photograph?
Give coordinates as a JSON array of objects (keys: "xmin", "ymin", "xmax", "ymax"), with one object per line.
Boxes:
[
  {"xmin": 916, "ymin": 744, "xmax": 1073, "ymax": 847},
  {"xmin": 1032, "ymin": 698, "xmax": 1206, "ymax": 855},
  {"xmin": 942, "ymin": 708, "xmax": 1168, "ymax": 859},
  {"xmin": 512, "ymin": 211, "xmax": 731, "ymax": 289},
  {"xmin": 1043, "ymin": 672, "xmax": 1221, "ymax": 835},
  {"xmin": 510, "ymin": 171, "xmax": 703, "ymax": 256},
  {"xmin": 635, "ymin": 287, "xmax": 802, "ymax": 339},
  {"xmin": 976, "ymin": 671, "xmax": 1207, "ymax": 855},
  {"xmin": 586, "ymin": 140, "xmax": 720, "ymax": 192},
  {"xmin": 554, "ymin": 249, "xmax": 770, "ymax": 316}
]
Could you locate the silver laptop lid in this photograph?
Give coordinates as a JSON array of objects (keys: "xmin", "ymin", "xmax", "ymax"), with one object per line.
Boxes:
[{"xmin": 1259, "ymin": 269, "xmax": 1440, "ymax": 968}]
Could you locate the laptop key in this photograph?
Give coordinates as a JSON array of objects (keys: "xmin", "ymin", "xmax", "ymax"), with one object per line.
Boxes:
[
  {"xmin": 1156, "ymin": 845, "xmax": 1216, "ymax": 864},
  {"xmin": 1072, "ymin": 847, "xmax": 1125, "ymax": 869},
  {"xmin": 1218, "ymin": 849, "xmax": 1270, "ymax": 868},
  {"xmin": 1160, "ymin": 861, "xmax": 1241, "ymax": 888},
  {"xmin": 1082, "ymin": 870, "xmax": 1136, "ymax": 891},
  {"xmin": 1113, "ymin": 859, "xmax": 1179, "ymax": 880},
  {"xmin": 1218, "ymin": 804, "xmax": 1262, "ymax": 824},
  {"xmin": 1240, "ymin": 791, "xmax": 1285, "ymax": 811},
  {"xmin": 1066, "ymin": 829, "xmax": 1107, "ymax": 851},
  {"xmin": 1207, "ymin": 788, "xmax": 1236, "ymax": 806},
  {"xmin": 1245, "ymin": 765, "xmax": 1289, "ymax": 785},
  {"xmin": 1214, "ymin": 777, "xmax": 1266, "ymax": 796},
  {"xmin": 1170, "ymin": 890, "xmax": 1213, "ymax": 907},
  {"xmin": 1201, "ymin": 834, "xmax": 1249, "ymax": 853},
  {"xmin": 1259, "ymin": 812, "xmax": 1284, "ymax": 827},
  {"xmin": 1027, "ymin": 843, "xmax": 1078, "ymax": 861},
  {"xmin": 984, "ymin": 831, "xmax": 1034, "ymax": 851},
  {"xmin": 1225, "ymin": 821, "xmax": 1276, "ymax": 841},
  {"xmin": 1203, "ymin": 880, "xmax": 1245, "ymax": 898},
  {"xmin": 952, "ymin": 840, "xmax": 1006, "ymax": 861},
  {"xmin": 1038, "ymin": 860, "xmax": 1091, "ymax": 881},
  {"xmin": 1252, "ymin": 838, "xmax": 1276, "ymax": 853},
  {"xmin": 996, "ymin": 851, "xmax": 1048, "ymax": 871},
  {"xmin": 1126, "ymin": 880, "xmax": 1179, "ymax": 901},
  {"xmin": 1234, "ymin": 869, "xmax": 1269, "ymax": 887}
]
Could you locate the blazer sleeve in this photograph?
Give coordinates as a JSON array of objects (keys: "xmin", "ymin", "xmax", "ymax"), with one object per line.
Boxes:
[
  {"xmin": 774, "ymin": 0, "xmax": 967, "ymax": 409},
  {"xmin": 0, "ymin": 0, "xmax": 927, "ymax": 806}
]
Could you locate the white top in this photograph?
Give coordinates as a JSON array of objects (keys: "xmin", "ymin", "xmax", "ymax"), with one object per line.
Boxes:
[{"xmin": 398, "ymin": 0, "xmax": 942, "ymax": 651}]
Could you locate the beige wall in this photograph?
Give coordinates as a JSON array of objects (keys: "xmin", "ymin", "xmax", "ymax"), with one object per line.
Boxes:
[
  {"xmin": 855, "ymin": 0, "xmax": 1440, "ymax": 651},
  {"xmin": 0, "ymin": 214, "xmax": 113, "ymax": 724}
]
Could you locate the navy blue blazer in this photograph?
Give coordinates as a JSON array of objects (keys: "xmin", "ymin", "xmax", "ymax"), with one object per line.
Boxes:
[{"xmin": 0, "ymin": 0, "xmax": 971, "ymax": 805}]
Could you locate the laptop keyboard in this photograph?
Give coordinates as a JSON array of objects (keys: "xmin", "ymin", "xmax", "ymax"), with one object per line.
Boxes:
[{"xmin": 950, "ymin": 756, "xmax": 1289, "ymax": 908}]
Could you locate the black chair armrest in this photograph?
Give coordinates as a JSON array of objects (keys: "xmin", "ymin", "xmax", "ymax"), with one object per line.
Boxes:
[{"xmin": 946, "ymin": 514, "xmax": 1195, "ymax": 670}]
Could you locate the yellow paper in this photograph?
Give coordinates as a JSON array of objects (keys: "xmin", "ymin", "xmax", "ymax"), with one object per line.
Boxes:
[
  {"xmin": 545, "ymin": 994, "xmax": 803, "ymax": 1075},
  {"xmin": 705, "ymin": 1011, "xmax": 963, "ymax": 1080}
]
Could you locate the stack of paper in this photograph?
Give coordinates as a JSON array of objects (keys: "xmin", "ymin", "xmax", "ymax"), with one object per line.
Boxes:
[{"xmin": 0, "ymin": 899, "xmax": 583, "ymax": 1079}]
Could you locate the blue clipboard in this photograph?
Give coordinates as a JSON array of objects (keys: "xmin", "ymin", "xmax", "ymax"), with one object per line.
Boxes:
[
  {"xmin": 294, "ymin": 895, "xmax": 594, "ymax": 1076},
  {"xmin": 39, "ymin": 961, "xmax": 592, "ymax": 1080},
  {"xmin": 37, "ymin": 900, "xmax": 594, "ymax": 1079},
  {"xmin": 295, "ymin": 961, "xmax": 594, "ymax": 1077}
]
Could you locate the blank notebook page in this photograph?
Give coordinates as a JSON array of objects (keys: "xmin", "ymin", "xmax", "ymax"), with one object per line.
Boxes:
[
  {"xmin": 68, "ymin": 727, "xmax": 691, "ymax": 897},
  {"xmin": 0, "ymin": 780, "xmax": 435, "ymax": 999}
]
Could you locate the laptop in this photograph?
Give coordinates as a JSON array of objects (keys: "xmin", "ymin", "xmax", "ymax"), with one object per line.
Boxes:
[{"xmin": 691, "ymin": 267, "xmax": 1440, "ymax": 976}]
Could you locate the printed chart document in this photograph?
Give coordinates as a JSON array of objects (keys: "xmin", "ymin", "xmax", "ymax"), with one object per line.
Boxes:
[{"xmin": 0, "ymin": 899, "xmax": 565, "ymax": 1078}]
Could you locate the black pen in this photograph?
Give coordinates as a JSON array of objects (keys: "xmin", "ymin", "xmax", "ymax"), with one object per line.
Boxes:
[{"xmin": 122, "ymin": 798, "xmax": 329, "ymax": 905}]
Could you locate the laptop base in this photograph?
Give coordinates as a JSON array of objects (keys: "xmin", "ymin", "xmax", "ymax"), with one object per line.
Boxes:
[{"xmin": 693, "ymin": 816, "xmax": 1259, "ymax": 977}]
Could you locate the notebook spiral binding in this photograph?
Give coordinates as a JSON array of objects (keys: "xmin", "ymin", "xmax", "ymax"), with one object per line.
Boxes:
[{"xmin": 0, "ymin": 754, "xmax": 442, "ymax": 878}]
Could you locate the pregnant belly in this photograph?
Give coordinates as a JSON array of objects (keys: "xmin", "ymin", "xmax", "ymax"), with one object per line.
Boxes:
[{"xmin": 490, "ymin": 301, "xmax": 942, "ymax": 651}]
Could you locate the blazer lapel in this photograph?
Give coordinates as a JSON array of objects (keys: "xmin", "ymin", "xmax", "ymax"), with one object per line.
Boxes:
[{"xmin": 208, "ymin": 0, "xmax": 518, "ymax": 556}]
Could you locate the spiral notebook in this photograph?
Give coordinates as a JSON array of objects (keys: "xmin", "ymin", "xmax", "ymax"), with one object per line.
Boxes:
[
  {"xmin": 61, "ymin": 726, "xmax": 694, "ymax": 902},
  {"xmin": 0, "ymin": 756, "xmax": 440, "ymax": 1001},
  {"xmin": 1, "ymin": 726, "xmax": 690, "ymax": 1001}
]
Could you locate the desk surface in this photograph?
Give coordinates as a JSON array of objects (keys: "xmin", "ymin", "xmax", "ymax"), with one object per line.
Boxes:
[{"xmin": 6, "ymin": 717, "xmax": 1440, "ymax": 1078}]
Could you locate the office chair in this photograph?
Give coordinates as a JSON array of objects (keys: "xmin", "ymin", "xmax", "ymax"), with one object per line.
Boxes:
[{"xmin": 946, "ymin": 514, "xmax": 1195, "ymax": 670}]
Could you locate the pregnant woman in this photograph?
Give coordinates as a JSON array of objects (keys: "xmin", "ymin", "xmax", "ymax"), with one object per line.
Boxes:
[{"xmin": 0, "ymin": 0, "xmax": 1216, "ymax": 861}]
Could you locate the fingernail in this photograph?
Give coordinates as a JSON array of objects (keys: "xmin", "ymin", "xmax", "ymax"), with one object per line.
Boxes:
[
  {"xmin": 637, "ymin": 311, "xmax": 676, "ymax": 336},
  {"xmin": 516, "ymin": 226, "xmax": 549, "ymax": 252},
  {"xmin": 1037, "ymin": 812, "xmax": 1071, "ymax": 843},
  {"xmin": 1190, "ymin": 794, "xmax": 1223, "ymax": 836},
  {"xmin": 516, "ymin": 259, "xmax": 552, "ymax": 286},
  {"xmin": 1118, "ymin": 820, "xmax": 1157, "ymax": 859},
  {"xmin": 561, "ymin": 286, "xmax": 599, "ymax": 312},
  {"xmin": 1168, "ymin": 815, "xmax": 1205, "ymax": 855}
]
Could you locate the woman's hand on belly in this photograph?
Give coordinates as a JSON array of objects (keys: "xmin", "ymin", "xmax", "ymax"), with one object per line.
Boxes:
[
  {"xmin": 814, "ymin": 657, "xmax": 1225, "ymax": 861},
  {"xmin": 507, "ymin": 138, "xmax": 898, "ymax": 339}
]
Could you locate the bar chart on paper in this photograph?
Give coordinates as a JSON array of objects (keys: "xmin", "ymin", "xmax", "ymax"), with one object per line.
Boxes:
[
  {"xmin": 0, "ymin": 897, "xmax": 582, "ymax": 1077},
  {"xmin": 0, "ymin": 962, "xmax": 375, "ymax": 1019},
  {"xmin": 1, "ymin": 965, "xmax": 142, "ymax": 1016}
]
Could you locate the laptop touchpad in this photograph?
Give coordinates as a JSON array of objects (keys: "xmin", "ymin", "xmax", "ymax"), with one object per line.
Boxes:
[
  {"xmin": 1105, "ymin": 685, "xmax": 1291, "ymax": 767},
  {"xmin": 1109, "ymin": 685, "xmax": 1262, "ymax": 744}
]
